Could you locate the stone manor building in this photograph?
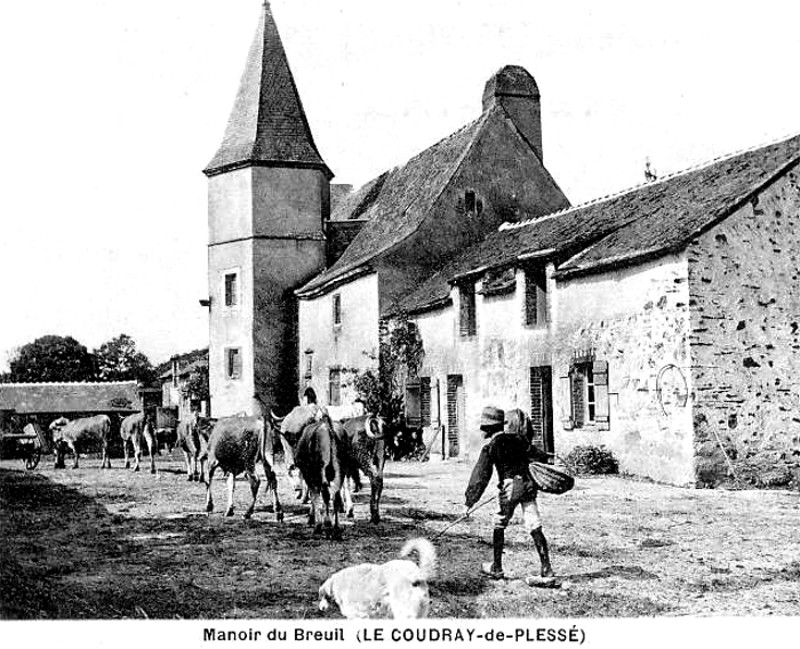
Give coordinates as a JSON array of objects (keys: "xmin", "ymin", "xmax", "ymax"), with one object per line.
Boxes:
[{"xmin": 204, "ymin": 3, "xmax": 800, "ymax": 487}]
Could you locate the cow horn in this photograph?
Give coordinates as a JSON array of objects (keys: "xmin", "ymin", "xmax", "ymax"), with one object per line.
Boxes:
[
  {"xmin": 270, "ymin": 409, "xmax": 286, "ymax": 424},
  {"xmin": 364, "ymin": 416, "xmax": 380, "ymax": 439}
]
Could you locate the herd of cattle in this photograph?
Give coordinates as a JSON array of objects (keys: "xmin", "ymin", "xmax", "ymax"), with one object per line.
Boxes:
[{"xmin": 47, "ymin": 406, "xmax": 386, "ymax": 539}]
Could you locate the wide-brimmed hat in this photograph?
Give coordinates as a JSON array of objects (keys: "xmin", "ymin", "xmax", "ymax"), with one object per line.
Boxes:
[{"xmin": 480, "ymin": 406, "xmax": 505, "ymax": 436}]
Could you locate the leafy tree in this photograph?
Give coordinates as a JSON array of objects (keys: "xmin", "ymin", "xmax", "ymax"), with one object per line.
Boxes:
[
  {"xmin": 8, "ymin": 335, "xmax": 97, "ymax": 383},
  {"xmin": 181, "ymin": 363, "xmax": 209, "ymax": 402},
  {"xmin": 94, "ymin": 334, "xmax": 157, "ymax": 385}
]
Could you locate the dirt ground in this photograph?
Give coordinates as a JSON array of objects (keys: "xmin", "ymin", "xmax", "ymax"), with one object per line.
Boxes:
[{"xmin": 1, "ymin": 452, "xmax": 798, "ymax": 619}]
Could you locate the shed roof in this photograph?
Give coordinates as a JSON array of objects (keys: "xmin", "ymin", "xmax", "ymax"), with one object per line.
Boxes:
[
  {"xmin": 0, "ymin": 382, "xmax": 142, "ymax": 415},
  {"xmin": 393, "ymin": 131, "xmax": 800, "ymax": 314},
  {"xmin": 204, "ymin": 3, "xmax": 331, "ymax": 178}
]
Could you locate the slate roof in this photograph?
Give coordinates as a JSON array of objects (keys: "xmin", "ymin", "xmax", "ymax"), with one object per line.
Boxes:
[
  {"xmin": 204, "ymin": 3, "xmax": 331, "ymax": 178},
  {"xmin": 0, "ymin": 382, "xmax": 142, "ymax": 414},
  {"xmin": 296, "ymin": 112, "xmax": 489, "ymax": 296},
  {"xmin": 393, "ymin": 131, "xmax": 800, "ymax": 314}
]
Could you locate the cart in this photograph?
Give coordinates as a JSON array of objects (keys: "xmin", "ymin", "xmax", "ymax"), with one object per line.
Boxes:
[{"xmin": 0, "ymin": 422, "xmax": 47, "ymax": 470}]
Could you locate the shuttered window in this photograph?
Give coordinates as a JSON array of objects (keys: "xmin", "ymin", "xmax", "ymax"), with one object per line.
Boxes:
[
  {"xmin": 524, "ymin": 266, "xmax": 548, "ymax": 327},
  {"xmin": 459, "ymin": 283, "xmax": 477, "ymax": 337},
  {"xmin": 328, "ymin": 368, "xmax": 342, "ymax": 406},
  {"xmin": 566, "ymin": 361, "xmax": 609, "ymax": 430}
]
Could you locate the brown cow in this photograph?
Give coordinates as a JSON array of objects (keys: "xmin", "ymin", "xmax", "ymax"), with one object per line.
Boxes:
[
  {"xmin": 50, "ymin": 415, "xmax": 112, "ymax": 469},
  {"xmin": 204, "ymin": 415, "xmax": 284, "ymax": 520},
  {"xmin": 120, "ymin": 412, "xmax": 157, "ymax": 474}
]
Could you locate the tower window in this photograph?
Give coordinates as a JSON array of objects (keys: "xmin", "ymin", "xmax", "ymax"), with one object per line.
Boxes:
[
  {"xmin": 225, "ymin": 348, "xmax": 242, "ymax": 380},
  {"xmin": 329, "ymin": 367, "xmax": 342, "ymax": 406},
  {"xmin": 304, "ymin": 350, "xmax": 313, "ymax": 379},
  {"xmin": 465, "ymin": 190, "xmax": 476, "ymax": 213},
  {"xmin": 224, "ymin": 272, "xmax": 238, "ymax": 307},
  {"xmin": 332, "ymin": 294, "xmax": 342, "ymax": 327}
]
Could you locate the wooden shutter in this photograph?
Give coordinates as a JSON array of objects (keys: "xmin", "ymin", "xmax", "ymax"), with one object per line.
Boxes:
[
  {"xmin": 420, "ymin": 377, "xmax": 431, "ymax": 427},
  {"xmin": 406, "ymin": 379, "xmax": 421, "ymax": 427},
  {"xmin": 560, "ymin": 375, "xmax": 574, "ymax": 430},
  {"xmin": 525, "ymin": 266, "xmax": 547, "ymax": 327},
  {"xmin": 593, "ymin": 361, "xmax": 610, "ymax": 430},
  {"xmin": 571, "ymin": 370, "xmax": 585, "ymax": 428}
]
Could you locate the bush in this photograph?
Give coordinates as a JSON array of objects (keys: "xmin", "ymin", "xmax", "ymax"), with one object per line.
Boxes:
[{"xmin": 564, "ymin": 445, "xmax": 619, "ymax": 475}]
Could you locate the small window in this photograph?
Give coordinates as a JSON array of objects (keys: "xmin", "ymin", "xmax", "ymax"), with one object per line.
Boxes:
[
  {"xmin": 328, "ymin": 368, "xmax": 342, "ymax": 406},
  {"xmin": 224, "ymin": 272, "xmax": 238, "ymax": 307},
  {"xmin": 465, "ymin": 190, "xmax": 476, "ymax": 213},
  {"xmin": 459, "ymin": 283, "xmax": 477, "ymax": 337},
  {"xmin": 524, "ymin": 266, "xmax": 548, "ymax": 327},
  {"xmin": 225, "ymin": 348, "xmax": 242, "ymax": 380},
  {"xmin": 304, "ymin": 350, "xmax": 313, "ymax": 379},
  {"xmin": 332, "ymin": 294, "xmax": 342, "ymax": 327}
]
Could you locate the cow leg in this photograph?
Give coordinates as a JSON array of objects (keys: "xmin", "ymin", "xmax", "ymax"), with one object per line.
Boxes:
[
  {"xmin": 225, "ymin": 473, "xmax": 235, "ymax": 517},
  {"xmin": 199, "ymin": 456, "xmax": 207, "ymax": 485},
  {"xmin": 123, "ymin": 439, "xmax": 131, "ymax": 469},
  {"xmin": 243, "ymin": 470, "xmax": 260, "ymax": 520},
  {"xmin": 341, "ymin": 478, "xmax": 354, "ymax": 519},
  {"xmin": 261, "ymin": 457, "xmax": 284, "ymax": 522},
  {"xmin": 205, "ymin": 460, "xmax": 218, "ymax": 513},
  {"xmin": 101, "ymin": 440, "xmax": 111, "ymax": 469},
  {"xmin": 70, "ymin": 442, "xmax": 79, "ymax": 469},
  {"xmin": 310, "ymin": 490, "xmax": 323, "ymax": 536},
  {"xmin": 143, "ymin": 427, "xmax": 156, "ymax": 474},
  {"xmin": 331, "ymin": 499, "xmax": 342, "ymax": 541},
  {"xmin": 183, "ymin": 450, "xmax": 193, "ymax": 481},
  {"xmin": 132, "ymin": 435, "xmax": 142, "ymax": 472},
  {"xmin": 370, "ymin": 473, "xmax": 384, "ymax": 524}
]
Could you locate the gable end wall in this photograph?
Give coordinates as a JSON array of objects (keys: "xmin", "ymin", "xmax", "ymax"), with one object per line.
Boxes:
[{"xmin": 688, "ymin": 165, "xmax": 800, "ymax": 488}]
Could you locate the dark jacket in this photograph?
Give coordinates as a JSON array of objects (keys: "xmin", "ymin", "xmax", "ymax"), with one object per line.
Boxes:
[{"xmin": 464, "ymin": 432, "xmax": 549, "ymax": 508}]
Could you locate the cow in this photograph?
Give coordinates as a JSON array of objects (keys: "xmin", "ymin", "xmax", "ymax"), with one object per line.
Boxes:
[
  {"xmin": 176, "ymin": 412, "xmax": 215, "ymax": 482},
  {"xmin": 291, "ymin": 414, "xmax": 347, "ymax": 539},
  {"xmin": 204, "ymin": 415, "xmax": 284, "ymax": 521},
  {"xmin": 120, "ymin": 412, "xmax": 157, "ymax": 474},
  {"xmin": 50, "ymin": 415, "xmax": 112, "ymax": 469},
  {"xmin": 334, "ymin": 415, "xmax": 386, "ymax": 524},
  {"xmin": 278, "ymin": 406, "xmax": 386, "ymax": 525}
]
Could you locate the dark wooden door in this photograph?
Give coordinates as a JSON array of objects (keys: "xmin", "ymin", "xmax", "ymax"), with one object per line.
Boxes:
[{"xmin": 530, "ymin": 366, "xmax": 554, "ymax": 455}]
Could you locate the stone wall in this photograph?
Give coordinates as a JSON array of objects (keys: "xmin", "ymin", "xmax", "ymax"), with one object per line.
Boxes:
[
  {"xmin": 554, "ymin": 254, "xmax": 695, "ymax": 485},
  {"xmin": 688, "ymin": 165, "xmax": 800, "ymax": 488}
]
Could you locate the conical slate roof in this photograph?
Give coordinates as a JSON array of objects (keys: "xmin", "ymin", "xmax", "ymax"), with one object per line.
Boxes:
[{"xmin": 204, "ymin": 2, "xmax": 332, "ymax": 178}]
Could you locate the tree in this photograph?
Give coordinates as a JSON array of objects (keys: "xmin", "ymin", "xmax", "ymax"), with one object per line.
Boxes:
[
  {"xmin": 8, "ymin": 335, "xmax": 97, "ymax": 383},
  {"xmin": 94, "ymin": 334, "xmax": 157, "ymax": 386},
  {"xmin": 181, "ymin": 364, "xmax": 209, "ymax": 403}
]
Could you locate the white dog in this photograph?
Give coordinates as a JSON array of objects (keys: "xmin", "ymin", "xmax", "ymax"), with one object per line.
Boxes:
[{"xmin": 318, "ymin": 538, "xmax": 436, "ymax": 619}]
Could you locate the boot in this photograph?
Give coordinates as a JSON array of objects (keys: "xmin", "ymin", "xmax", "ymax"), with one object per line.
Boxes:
[
  {"xmin": 482, "ymin": 528, "xmax": 505, "ymax": 579},
  {"xmin": 530, "ymin": 528, "xmax": 554, "ymax": 578}
]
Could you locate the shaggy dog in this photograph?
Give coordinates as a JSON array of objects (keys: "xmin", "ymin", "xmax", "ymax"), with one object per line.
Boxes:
[{"xmin": 318, "ymin": 538, "xmax": 436, "ymax": 619}]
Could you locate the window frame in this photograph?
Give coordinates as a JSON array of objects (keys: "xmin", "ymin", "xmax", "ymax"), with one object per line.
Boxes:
[
  {"xmin": 524, "ymin": 265, "xmax": 548, "ymax": 328},
  {"xmin": 459, "ymin": 282, "xmax": 477, "ymax": 337},
  {"xmin": 328, "ymin": 367, "xmax": 342, "ymax": 406},
  {"xmin": 225, "ymin": 347, "xmax": 242, "ymax": 381}
]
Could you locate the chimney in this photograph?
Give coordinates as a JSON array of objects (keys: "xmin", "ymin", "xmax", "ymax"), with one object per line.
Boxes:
[{"xmin": 482, "ymin": 65, "xmax": 542, "ymax": 161}]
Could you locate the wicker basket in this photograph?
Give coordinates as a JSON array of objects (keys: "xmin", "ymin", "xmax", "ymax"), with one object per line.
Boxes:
[{"xmin": 529, "ymin": 461, "xmax": 575, "ymax": 495}]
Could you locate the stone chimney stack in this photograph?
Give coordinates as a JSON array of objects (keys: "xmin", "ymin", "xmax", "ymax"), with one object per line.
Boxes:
[{"xmin": 482, "ymin": 65, "xmax": 542, "ymax": 161}]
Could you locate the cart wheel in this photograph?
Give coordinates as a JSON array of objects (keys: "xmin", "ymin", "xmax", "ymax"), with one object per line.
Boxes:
[{"xmin": 25, "ymin": 446, "xmax": 41, "ymax": 470}]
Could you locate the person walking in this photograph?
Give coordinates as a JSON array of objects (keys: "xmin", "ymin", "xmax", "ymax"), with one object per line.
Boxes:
[{"xmin": 464, "ymin": 406, "xmax": 554, "ymax": 582}]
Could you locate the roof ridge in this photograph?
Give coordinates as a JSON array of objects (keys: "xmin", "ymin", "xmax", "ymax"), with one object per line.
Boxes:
[
  {"xmin": 500, "ymin": 129, "xmax": 800, "ymax": 233},
  {"xmin": 0, "ymin": 381, "xmax": 139, "ymax": 387}
]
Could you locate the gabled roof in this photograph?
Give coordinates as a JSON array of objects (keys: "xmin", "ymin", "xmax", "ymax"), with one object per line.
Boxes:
[
  {"xmin": 394, "ymin": 131, "xmax": 800, "ymax": 314},
  {"xmin": 0, "ymin": 382, "xmax": 142, "ymax": 415},
  {"xmin": 204, "ymin": 3, "xmax": 331, "ymax": 178},
  {"xmin": 296, "ymin": 112, "xmax": 490, "ymax": 297}
]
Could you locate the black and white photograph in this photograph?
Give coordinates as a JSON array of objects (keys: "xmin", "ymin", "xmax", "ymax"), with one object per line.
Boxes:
[{"xmin": 1, "ymin": 1, "xmax": 799, "ymax": 646}]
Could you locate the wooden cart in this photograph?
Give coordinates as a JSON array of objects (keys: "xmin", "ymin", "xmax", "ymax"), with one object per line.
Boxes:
[{"xmin": 0, "ymin": 422, "xmax": 47, "ymax": 470}]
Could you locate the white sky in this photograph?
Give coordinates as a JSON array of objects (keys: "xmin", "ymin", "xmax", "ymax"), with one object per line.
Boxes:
[{"xmin": 1, "ymin": 0, "xmax": 798, "ymax": 371}]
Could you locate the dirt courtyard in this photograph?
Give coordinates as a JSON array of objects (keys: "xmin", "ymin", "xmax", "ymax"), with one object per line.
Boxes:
[{"xmin": 1, "ymin": 453, "xmax": 798, "ymax": 619}]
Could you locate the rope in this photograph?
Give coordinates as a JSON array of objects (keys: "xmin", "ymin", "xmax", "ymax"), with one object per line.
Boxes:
[
  {"xmin": 709, "ymin": 425, "xmax": 743, "ymax": 487},
  {"xmin": 432, "ymin": 494, "xmax": 495, "ymax": 541}
]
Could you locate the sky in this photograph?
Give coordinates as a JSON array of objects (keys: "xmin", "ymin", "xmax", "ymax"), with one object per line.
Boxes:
[{"xmin": 1, "ymin": 0, "xmax": 799, "ymax": 372}]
